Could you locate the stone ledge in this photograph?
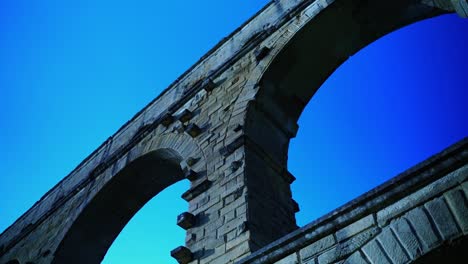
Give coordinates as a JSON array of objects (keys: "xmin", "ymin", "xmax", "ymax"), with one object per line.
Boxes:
[{"xmin": 237, "ymin": 137, "xmax": 467, "ymax": 264}]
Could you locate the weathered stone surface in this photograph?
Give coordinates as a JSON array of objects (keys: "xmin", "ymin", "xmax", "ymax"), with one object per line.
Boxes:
[
  {"xmin": 404, "ymin": 207, "xmax": 440, "ymax": 251},
  {"xmin": 317, "ymin": 228, "xmax": 379, "ymax": 264},
  {"xmin": 299, "ymin": 234, "xmax": 335, "ymax": 261},
  {"xmin": 376, "ymin": 228, "xmax": 409, "ymax": 264},
  {"xmin": 0, "ymin": 0, "xmax": 466, "ymax": 263},
  {"xmin": 424, "ymin": 197, "xmax": 460, "ymax": 240},
  {"xmin": 391, "ymin": 218, "xmax": 424, "ymax": 260},
  {"xmin": 274, "ymin": 253, "xmax": 299, "ymax": 264},
  {"xmin": 171, "ymin": 246, "xmax": 193, "ymax": 264},
  {"xmin": 377, "ymin": 165, "xmax": 468, "ymax": 227},
  {"xmin": 177, "ymin": 212, "xmax": 196, "ymax": 230},
  {"xmin": 444, "ymin": 188, "xmax": 468, "ymax": 234},
  {"xmin": 336, "ymin": 215, "xmax": 375, "ymax": 242},
  {"xmin": 342, "ymin": 251, "xmax": 367, "ymax": 264},
  {"xmin": 362, "ymin": 240, "xmax": 391, "ymax": 264}
]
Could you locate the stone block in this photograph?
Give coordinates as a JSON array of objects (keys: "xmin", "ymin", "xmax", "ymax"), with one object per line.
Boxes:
[
  {"xmin": 376, "ymin": 228, "xmax": 409, "ymax": 264},
  {"xmin": 160, "ymin": 112, "xmax": 175, "ymax": 127},
  {"xmin": 391, "ymin": 218, "xmax": 423, "ymax": 260},
  {"xmin": 171, "ymin": 246, "xmax": 193, "ymax": 264},
  {"xmin": 317, "ymin": 227, "xmax": 379, "ymax": 264},
  {"xmin": 182, "ymin": 180, "xmax": 212, "ymax": 202},
  {"xmin": 362, "ymin": 240, "xmax": 391, "ymax": 264},
  {"xmin": 336, "ymin": 215, "xmax": 375, "ymax": 242},
  {"xmin": 299, "ymin": 234, "xmax": 335, "ymax": 261},
  {"xmin": 404, "ymin": 207, "xmax": 439, "ymax": 251},
  {"xmin": 377, "ymin": 165, "xmax": 468, "ymax": 227},
  {"xmin": 202, "ymin": 78, "xmax": 216, "ymax": 92},
  {"xmin": 185, "ymin": 124, "xmax": 202, "ymax": 138},
  {"xmin": 342, "ymin": 251, "xmax": 367, "ymax": 264},
  {"xmin": 185, "ymin": 169, "xmax": 199, "ymax": 181},
  {"xmin": 424, "ymin": 197, "xmax": 459, "ymax": 240},
  {"xmin": 177, "ymin": 212, "xmax": 196, "ymax": 230},
  {"xmin": 444, "ymin": 188, "xmax": 468, "ymax": 233}
]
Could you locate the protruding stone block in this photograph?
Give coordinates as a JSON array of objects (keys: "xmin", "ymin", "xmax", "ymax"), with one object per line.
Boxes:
[
  {"xmin": 255, "ymin": 46, "xmax": 271, "ymax": 61},
  {"xmin": 238, "ymin": 221, "xmax": 249, "ymax": 234},
  {"xmin": 178, "ymin": 109, "xmax": 193, "ymax": 123},
  {"xmin": 230, "ymin": 160, "xmax": 243, "ymax": 171},
  {"xmin": 161, "ymin": 113, "xmax": 175, "ymax": 127},
  {"xmin": 233, "ymin": 124, "xmax": 243, "ymax": 132},
  {"xmin": 283, "ymin": 170, "xmax": 296, "ymax": 184},
  {"xmin": 177, "ymin": 212, "xmax": 196, "ymax": 230},
  {"xmin": 184, "ymin": 169, "xmax": 199, "ymax": 181},
  {"xmin": 182, "ymin": 179, "xmax": 212, "ymax": 202},
  {"xmin": 186, "ymin": 157, "xmax": 199, "ymax": 166},
  {"xmin": 202, "ymin": 78, "xmax": 216, "ymax": 92},
  {"xmin": 292, "ymin": 199, "xmax": 300, "ymax": 213},
  {"xmin": 170, "ymin": 246, "xmax": 193, "ymax": 264},
  {"xmin": 185, "ymin": 124, "xmax": 202, "ymax": 138}
]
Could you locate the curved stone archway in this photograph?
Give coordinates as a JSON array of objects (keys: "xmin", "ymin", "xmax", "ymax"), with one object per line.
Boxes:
[
  {"xmin": 0, "ymin": 1, "xmax": 465, "ymax": 263},
  {"xmin": 234, "ymin": 1, "xmax": 463, "ymax": 257},
  {"xmin": 242, "ymin": 0, "xmax": 450, "ymax": 161},
  {"xmin": 52, "ymin": 148, "xmax": 186, "ymax": 264}
]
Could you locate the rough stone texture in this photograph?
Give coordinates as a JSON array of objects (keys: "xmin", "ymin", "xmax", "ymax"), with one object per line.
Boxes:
[
  {"xmin": 444, "ymin": 189, "xmax": 468, "ymax": 233},
  {"xmin": 362, "ymin": 240, "xmax": 391, "ymax": 264},
  {"xmin": 299, "ymin": 235, "xmax": 335, "ymax": 261},
  {"xmin": 0, "ymin": 0, "xmax": 466, "ymax": 264},
  {"xmin": 424, "ymin": 197, "xmax": 460, "ymax": 240},
  {"xmin": 317, "ymin": 228, "xmax": 379, "ymax": 264},
  {"xmin": 342, "ymin": 251, "xmax": 367, "ymax": 264},
  {"xmin": 376, "ymin": 164, "xmax": 468, "ymax": 226},
  {"xmin": 274, "ymin": 253, "xmax": 299, "ymax": 264},
  {"xmin": 336, "ymin": 215, "xmax": 375, "ymax": 242},
  {"xmin": 376, "ymin": 228, "xmax": 409, "ymax": 264},
  {"xmin": 404, "ymin": 207, "xmax": 440, "ymax": 251},
  {"xmin": 391, "ymin": 218, "xmax": 424, "ymax": 260}
]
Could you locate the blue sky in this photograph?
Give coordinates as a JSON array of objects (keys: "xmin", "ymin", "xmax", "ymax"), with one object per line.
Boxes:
[{"xmin": 0, "ymin": 1, "xmax": 467, "ymax": 263}]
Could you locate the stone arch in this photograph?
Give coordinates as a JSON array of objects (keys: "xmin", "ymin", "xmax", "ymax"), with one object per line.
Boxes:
[
  {"xmin": 246, "ymin": 1, "xmax": 449, "ymax": 126},
  {"xmin": 233, "ymin": 2, "xmax": 457, "ymax": 167},
  {"xmin": 225, "ymin": 0, "xmax": 462, "ymax": 250},
  {"xmin": 245, "ymin": 5, "xmax": 457, "ymax": 185},
  {"xmin": 51, "ymin": 132, "xmax": 206, "ymax": 264},
  {"xmin": 239, "ymin": 0, "xmax": 454, "ymax": 137}
]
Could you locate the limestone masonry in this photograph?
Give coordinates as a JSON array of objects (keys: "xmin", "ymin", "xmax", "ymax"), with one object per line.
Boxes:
[{"xmin": 1, "ymin": 0, "xmax": 467, "ymax": 263}]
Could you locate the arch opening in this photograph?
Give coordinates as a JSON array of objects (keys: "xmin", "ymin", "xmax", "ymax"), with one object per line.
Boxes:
[
  {"xmin": 288, "ymin": 13, "xmax": 468, "ymax": 225},
  {"xmin": 258, "ymin": 0, "xmax": 444, "ymax": 121},
  {"xmin": 52, "ymin": 148, "xmax": 186, "ymax": 264},
  {"xmin": 252, "ymin": 0, "xmax": 467, "ymax": 228}
]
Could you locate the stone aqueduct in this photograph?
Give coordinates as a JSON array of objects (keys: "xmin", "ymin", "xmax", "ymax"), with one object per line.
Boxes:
[{"xmin": 1, "ymin": 0, "xmax": 467, "ymax": 263}]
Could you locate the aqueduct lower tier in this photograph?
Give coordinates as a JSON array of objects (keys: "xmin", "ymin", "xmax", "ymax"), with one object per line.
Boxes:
[{"xmin": 1, "ymin": 0, "xmax": 467, "ymax": 263}]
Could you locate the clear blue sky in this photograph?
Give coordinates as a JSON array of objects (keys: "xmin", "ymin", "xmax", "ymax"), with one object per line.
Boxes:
[{"xmin": 0, "ymin": 1, "xmax": 467, "ymax": 263}]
